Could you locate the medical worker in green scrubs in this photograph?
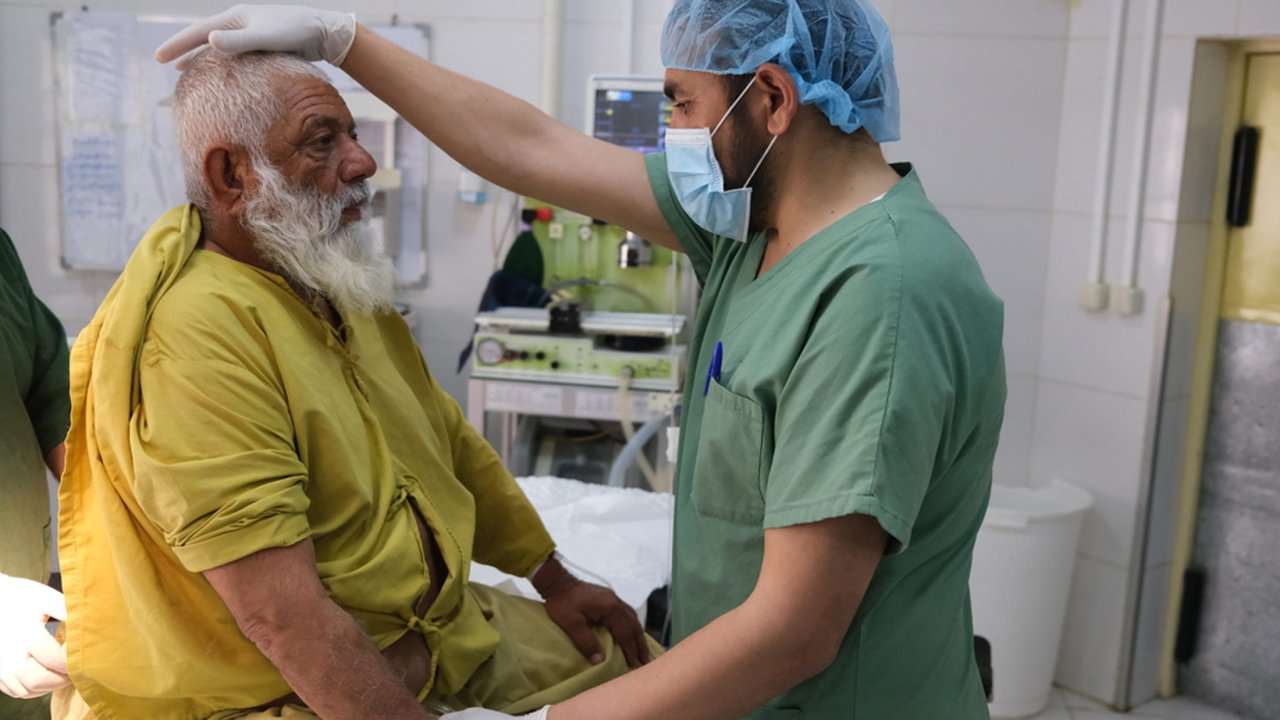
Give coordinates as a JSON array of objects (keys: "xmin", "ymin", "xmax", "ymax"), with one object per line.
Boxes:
[{"xmin": 160, "ymin": 1, "xmax": 1005, "ymax": 717}]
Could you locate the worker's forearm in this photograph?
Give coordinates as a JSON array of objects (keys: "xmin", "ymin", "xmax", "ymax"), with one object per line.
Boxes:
[
  {"xmin": 340, "ymin": 24, "xmax": 563, "ymax": 198},
  {"xmin": 244, "ymin": 596, "xmax": 433, "ymax": 719},
  {"xmin": 551, "ymin": 600, "xmax": 833, "ymax": 720}
]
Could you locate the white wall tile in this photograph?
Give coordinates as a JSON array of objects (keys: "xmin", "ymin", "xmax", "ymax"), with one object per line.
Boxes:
[
  {"xmin": 940, "ymin": 206, "xmax": 1051, "ymax": 377},
  {"xmin": 1162, "ymin": 221, "xmax": 1210, "ymax": 399},
  {"xmin": 995, "ymin": 373, "xmax": 1036, "ymax": 487},
  {"xmin": 893, "ymin": 0, "xmax": 1068, "ymax": 37},
  {"xmin": 390, "ymin": 0, "xmax": 541, "ymax": 21},
  {"xmin": 0, "ymin": 5, "xmax": 57, "ymax": 166},
  {"xmin": 634, "ymin": 0, "xmax": 675, "ymax": 26},
  {"xmin": 1030, "ymin": 379, "xmax": 1148, "ymax": 564},
  {"xmin": 418, "ymin": 16, "xmax": 545, "ymax": 186},
  {"xmin": 565, "ymin": 0, "xmax": 627, "ymax": 24},
  {"xmin": 1069, "ymin": 0, "xmax": 1130, "ymax": 40},
  {"xmin": 427, "ymin": 17, "xmax": 544, "ymax": 106},
  {"xmin": 1238, "ymin": 0, "xmax": 1280, "ymax": 35},
  {"xmin": 1056, "ymin": 554, "xmax": 1129, "ymax": 704},
  {"xmin": 890, "ymin": 35, "xmax": 1064, "ymax": 211},
  {"xmin": 631, "ymin": 23, "xmax": 666, "ymax": 77},
  {"xmin": 1037, "ymin": 214, "xmax": 1175, "ymax": 396},
  {"xmin": 1051, "ymin": 35, "xmax": 1201, "ymax": 223},
  {"xmin": 560, "ymin": 20, "xmax": 632, "ymax": 132},
  {"xmin": 1163, "ymin": 0, "xmax": 1240, "ymax": 37},
  {"xmin": 1069, "ymin": 0, "xmax": 1239, "ymax": 39},
  {"xmin": 1145, "ymin": 396, "xmax": 1188, "ymax": 568},
  {"xmin": 1051, "ymin": 36, "xmax": 1110, "ymax": 215}
]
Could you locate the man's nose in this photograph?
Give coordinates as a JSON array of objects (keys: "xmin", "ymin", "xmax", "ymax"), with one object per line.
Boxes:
[{"xmin": 341, "ymin": 138, "xmax": 377, "ymax": 184}]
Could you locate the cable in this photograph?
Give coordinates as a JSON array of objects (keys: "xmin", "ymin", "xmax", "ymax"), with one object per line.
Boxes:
[
  {"xmin": 544, "ymin": 277, "xmax": 657, "ymax": 312},
  {"xmin": 617, "ymin": 367, "xmax": 661, "ymax": 489}
]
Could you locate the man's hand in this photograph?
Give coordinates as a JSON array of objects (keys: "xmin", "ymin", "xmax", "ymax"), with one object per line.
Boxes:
[
  {"xmin": 155, "ymin": 4, "xmax": 357, "ymax": 68},
  {"xmin": 442, "ymin": 706, "xmax": 550, "ymax": 720},
  {"xmin": 531, "ymin": 557, "xmax": 651, "ymax": 669},
  {"xmin": 0, "ymin": 573, "xmax": 70, "ymax": 699}
]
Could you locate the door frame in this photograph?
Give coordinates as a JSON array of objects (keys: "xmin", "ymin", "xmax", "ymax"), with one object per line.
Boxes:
[{"xmin": 1158, "ymin": 39, "xmax": 1280, "ymax": 697}]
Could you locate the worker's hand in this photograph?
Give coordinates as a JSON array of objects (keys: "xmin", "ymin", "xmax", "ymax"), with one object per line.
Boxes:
[
  {"xmin": 441, "ymin": 706, "xmax": 550, "ymax": 720},
  {"xmin": 532, "ymin": 558, "xmax": 651, "ymax": 669},
  {"xmin": 154, "ymin": 4, "xmax": 357, "ymax": 69},
  {"xmin": 0, "ymin": 573, "xmax": 70, "ymax": 699}
]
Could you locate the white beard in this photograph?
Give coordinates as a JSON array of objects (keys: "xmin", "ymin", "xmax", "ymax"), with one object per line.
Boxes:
[{"xmin": 241, "ymin": 158, "xmax": 395, "ymax": 317}]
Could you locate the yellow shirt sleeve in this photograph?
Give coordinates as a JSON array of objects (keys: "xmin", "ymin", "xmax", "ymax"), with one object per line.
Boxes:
[{"xmin": 130, "ymin": 313, "xmax": 311, "ymax": 573}]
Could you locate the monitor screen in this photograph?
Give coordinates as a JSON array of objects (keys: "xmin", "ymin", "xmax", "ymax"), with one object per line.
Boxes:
[{"xmin": 590, "ymin": 84, "xmax": 672, "ymax": 154}]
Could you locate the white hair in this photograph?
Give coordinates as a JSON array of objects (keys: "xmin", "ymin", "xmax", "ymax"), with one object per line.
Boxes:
[{"xmin": 172, "ymin": 49, "xmax": 329, "ymax": 209}]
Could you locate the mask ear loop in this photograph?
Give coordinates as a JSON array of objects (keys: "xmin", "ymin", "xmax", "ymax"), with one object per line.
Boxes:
[
  {"xmin": 742, "ymin": 133, "xmax": 779, "ymax": 188},
  {"xmin": 710, "ymin": 76, "xmax": 757, "ymax": 138}
]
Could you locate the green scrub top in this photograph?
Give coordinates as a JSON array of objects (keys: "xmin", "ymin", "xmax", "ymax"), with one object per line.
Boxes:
[
  {"xmin": 646, "ymin": 156, "xmax": 1005, "ymax": 719},
  {"xmin": 0, "ymin": 227, "xmax": 69, "ymax": 583}
]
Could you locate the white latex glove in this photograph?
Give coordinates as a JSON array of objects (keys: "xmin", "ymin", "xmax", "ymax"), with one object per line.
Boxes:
[
  {"xmin": 0, "ymin": 573, "xmax": 70, "ymax": 699},
  {"xmin": 442, "ymin": 706, "xmax": 550, "ymax": 720},
  {"xmin": 154, "ymin": 4, "xmax": 357, "ymax": 69}
]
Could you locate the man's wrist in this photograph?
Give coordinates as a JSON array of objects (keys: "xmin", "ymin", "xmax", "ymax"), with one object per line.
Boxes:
[
  {"xmin": 530, "ymin": 554, "xmax": 579, "ymax": 598},
  {"xmin": 524, "ymin": 550, "xmax": 556, "ymax": 581}
]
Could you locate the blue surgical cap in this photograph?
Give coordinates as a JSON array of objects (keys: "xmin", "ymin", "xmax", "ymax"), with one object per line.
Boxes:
[{"xmin": 660, "ymin": 0, "xmax": 900, "ymax": 142}]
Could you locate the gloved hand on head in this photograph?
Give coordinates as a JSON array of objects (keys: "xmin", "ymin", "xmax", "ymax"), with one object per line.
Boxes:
[
  {"xmin": 154, "ymin": 4, "xmax": 357, "ymax": 69},
  {"xmin": 442, "ymin": 706, "xmax": 551, "ymax": 720},
  {"xmin": 0, "ymin": 573, "xmax": 70, "ymax": 699}
]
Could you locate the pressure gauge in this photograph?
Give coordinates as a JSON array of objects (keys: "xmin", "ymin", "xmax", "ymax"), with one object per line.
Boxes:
[{"xmin": 476, "ymin": 338, "xmax": 505, "ymax": 366}]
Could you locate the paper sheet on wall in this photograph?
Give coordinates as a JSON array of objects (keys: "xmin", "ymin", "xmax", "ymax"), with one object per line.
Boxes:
[{"xmin": 53, "ymin": 12, "xmax": 430, "ymax": 283}]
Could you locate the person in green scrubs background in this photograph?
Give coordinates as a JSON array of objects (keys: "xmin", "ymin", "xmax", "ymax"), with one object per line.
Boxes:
[
  {"xmin": 0, "ymin": 226, "xmax": 73, "ymax": 716},
  {"xmin": 159, "ymin": 1, "xmax": 1005, "ymax": 717}
]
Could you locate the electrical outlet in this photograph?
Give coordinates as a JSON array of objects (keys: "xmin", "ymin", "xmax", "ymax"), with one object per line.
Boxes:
[
  {"xmin": 1110, "ymin": 286, "xmax": 1144, "ymax": 315},
  {"xmin": 1077, "ymin": 283, "xmax": 1110, "ymax": 311}
]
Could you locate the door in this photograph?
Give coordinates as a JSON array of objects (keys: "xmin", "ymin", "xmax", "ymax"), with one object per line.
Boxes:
[{"xmin": 1180, "ymin": 53, "xmax": 1280, "ymax": 720}]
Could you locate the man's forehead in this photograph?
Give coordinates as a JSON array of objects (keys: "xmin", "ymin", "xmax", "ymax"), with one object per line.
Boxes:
[
  {"xmin": 663, "ymin": 68, "xmax": 721, "ymax": 98},
  {"xmin": 272, "ymin": 76, "xmax": 353, "ymax": 128}
]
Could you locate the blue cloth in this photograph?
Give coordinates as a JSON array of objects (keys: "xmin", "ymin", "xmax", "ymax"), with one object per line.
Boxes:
[{"xmin": 660, "ymin": 0, "xmax": 899, "ymax": 142}]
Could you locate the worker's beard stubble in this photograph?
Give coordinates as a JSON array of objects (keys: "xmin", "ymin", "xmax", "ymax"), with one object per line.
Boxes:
[
  {"xmin": 720, "ymin": 110, "xmax": 777, "ymax": 236},
  {"xmin": 241, "ymin": 159, "xmax": 396, "ymax": 317}
]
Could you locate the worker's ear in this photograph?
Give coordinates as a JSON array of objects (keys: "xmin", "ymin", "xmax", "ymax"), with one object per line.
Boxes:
[
  {"xmin": 203, "ymin": 144, "xmax": 255, "ymax": 215},
  {"xmin": 754, "ymin": 63, "xmax": 800, "ymax": 137}
]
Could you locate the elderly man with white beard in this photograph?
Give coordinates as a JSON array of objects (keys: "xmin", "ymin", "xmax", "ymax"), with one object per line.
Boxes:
[{"xmin": 52, "ymin": 50, "xmax": 657, "ymax": 720}]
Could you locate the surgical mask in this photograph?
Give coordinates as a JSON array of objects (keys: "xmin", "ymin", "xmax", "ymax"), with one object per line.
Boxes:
[{"xmin": 665, "ymin": 78, "xmax": 779, "ymax": 243}]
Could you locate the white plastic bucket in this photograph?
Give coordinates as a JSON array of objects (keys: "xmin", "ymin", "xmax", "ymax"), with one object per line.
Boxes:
[{"xmin": 970, "ymin": 479, "xmax": 1094, "ymax": 718}]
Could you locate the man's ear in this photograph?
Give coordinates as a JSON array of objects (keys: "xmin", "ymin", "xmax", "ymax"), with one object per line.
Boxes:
[
  {"xmin": 203, "ymin": 145, "xmax": 254, "ymax": 214},
  {"xmin": 754, "ymin": 63, "xmax": 800, "ymax": 137}
]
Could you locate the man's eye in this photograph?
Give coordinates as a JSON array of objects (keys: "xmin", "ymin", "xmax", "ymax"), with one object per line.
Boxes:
[{"xmin": 314, "ymin": 134, "xmax": 335, "ymax": 147}]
